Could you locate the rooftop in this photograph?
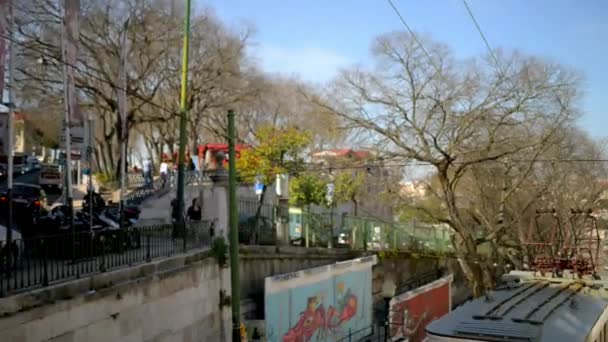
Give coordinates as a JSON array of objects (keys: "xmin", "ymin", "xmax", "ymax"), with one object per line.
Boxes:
[
  {"xmin": 426, "ymin": 272, "xmax": 608, "ymax": 341},
  {"xmin": 311, "ymin": 148, "xmax": 370, "ymax": 159}
]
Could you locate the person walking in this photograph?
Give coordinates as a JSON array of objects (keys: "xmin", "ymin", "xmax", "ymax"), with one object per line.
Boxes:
[
  {"xmin": 187, "ymin": 198, "xmax": 202, "ymax": 221},
  {"xmin": 142, "ymin": 158, "xmax": 152, "ymax": 187},
  {"xmin": 160, "ymin": 160, "xmax": 169, "ymax": 188}
]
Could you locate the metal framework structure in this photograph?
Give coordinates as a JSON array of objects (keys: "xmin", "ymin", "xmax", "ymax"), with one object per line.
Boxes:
[{"xmin": 524, "ymin": 208, "xmax": 601, "ymax": 279}]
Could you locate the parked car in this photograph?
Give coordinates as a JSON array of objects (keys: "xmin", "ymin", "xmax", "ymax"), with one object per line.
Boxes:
[
  {"xmin": 39, "ymin": 164, "xmax": 63, "ymax": 191},
  {"xmin": 0, "ymin": 183, "xmax": 48, "ymax": 233},
  {"xmin": 0, "ymin": 155, "xmax": 27, "ymax": 175},
  {"xmin": 238, "ymin": 215, "xmax": 276, "ymax": 245}
]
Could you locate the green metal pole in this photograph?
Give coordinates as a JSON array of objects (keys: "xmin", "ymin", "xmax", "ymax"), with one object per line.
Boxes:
[
  {"xmin": 176, "ymin": 0, "xmax": 191, "ymax": 236},
  {"xmin": 228, "ymin": 109, "xmax": 241, "ymax": 341}
]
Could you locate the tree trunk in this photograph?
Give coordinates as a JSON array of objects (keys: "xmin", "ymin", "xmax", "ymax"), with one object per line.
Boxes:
[
  {"xmin": 115, "ymin": 127, "xmax": 130, "ymax": 181},
  {"xmin": 253, "ymin": 185, "xmax": 267, "ymax": 244},
  {"xmin": 438, "ymin": 170, "xmax": 488, "ymax": 297}
]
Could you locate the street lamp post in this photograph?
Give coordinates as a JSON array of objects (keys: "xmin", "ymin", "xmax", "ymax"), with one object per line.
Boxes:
[{"xmin": 381, "ymin": 278, "xmax": 396, "ymax": 342}]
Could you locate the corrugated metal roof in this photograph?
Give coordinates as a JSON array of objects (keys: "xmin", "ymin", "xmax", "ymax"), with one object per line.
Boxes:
[{"xmin": 427, "ymin": 274, "xmax": 608, "ymax": 342}]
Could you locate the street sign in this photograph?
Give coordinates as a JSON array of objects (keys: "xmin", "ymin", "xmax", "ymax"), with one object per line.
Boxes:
[
  {"xmin": 61, "ymin": 124, "xmax": 85, "ymax": 151},
  {"xmin": 254, "ymin": 177, "xmax": 264, "ymax": 195},
  {"xmin": 59, "ymin": 149, "xmax": 82, "ymax": 161}
]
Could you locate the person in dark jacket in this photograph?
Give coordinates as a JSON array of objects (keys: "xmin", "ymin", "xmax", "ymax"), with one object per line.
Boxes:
[{"xmin": 187, "ymin": 198, "xmax": 202, "ymax": 221}]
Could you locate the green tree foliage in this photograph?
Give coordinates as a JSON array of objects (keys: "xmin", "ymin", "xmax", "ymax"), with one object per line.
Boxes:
[
  {"xmin": 237, "ymin": 126, "xmax": 311, "ymax": 186},
  {"xmin": 237, "ymin": 125, "xmax": 311, "ymax": 240},
  {"xmin": 289, "ymin": 173, "xmax": 327, "ymax": 209},
  {"xmin": 333, "ymin": 171, "xmax": 366, "ymax": 216}
]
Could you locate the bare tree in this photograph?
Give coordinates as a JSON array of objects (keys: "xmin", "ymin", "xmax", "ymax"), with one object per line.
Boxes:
[
  {"xmin": 319, "ymin": 32, "xmax": 582, "ymax": 296},
  {"xmin": 14, "ymin": 0, "xmax": 183, "ymax": 176}
]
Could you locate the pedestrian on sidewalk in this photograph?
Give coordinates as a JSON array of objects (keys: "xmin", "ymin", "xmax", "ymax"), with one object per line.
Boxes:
[
  {"xmin": 187, "ymin": 198, "xmax": 202, "ymax": 221},
  {"xmin": 160, "ymin": 160, "xmax": 169, "ymax": 188},
  {"xmin": 142, "ymin": 158, "xmax": 152, "ymax": 188}
]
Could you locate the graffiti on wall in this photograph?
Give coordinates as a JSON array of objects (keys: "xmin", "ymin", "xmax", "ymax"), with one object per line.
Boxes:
[
  {"xmin": 265, "ymin": 256, "xmax": 377, "ymax": 342},
  {"xmin": 388, "ymin": 274, "xmax": 453, "ymax": 342}
]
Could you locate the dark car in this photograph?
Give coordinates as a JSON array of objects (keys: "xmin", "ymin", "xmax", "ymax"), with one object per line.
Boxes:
[
  {"xmin": 238, "ymin": 215, "xmax": 276, "ymax": 245},
  {"xmin": 0, "ymin": 183, "xmax": 48, "ymax": 229}
]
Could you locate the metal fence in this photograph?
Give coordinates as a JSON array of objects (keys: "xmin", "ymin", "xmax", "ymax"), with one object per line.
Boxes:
[
  {"xmin": 237, "ymin": 197, "xmax": 275, "ymax": 221},
  {"xmin": 0, "ymin": 220, "xmax": 213, "ymax": 297},
  {"xmin": 125, "ymin": 171, "xmax": 204, "ymax": 205},
  {"xmin": 343, "ymin": 216, "xmax": 454, "ymax": 253},
  {"xmin": 236, "ymin": 201, "xmax": 455, "ymax": 255},
  {"xmin": 333, "ymin": 325, "xmax": 387, "ymax": 342}
]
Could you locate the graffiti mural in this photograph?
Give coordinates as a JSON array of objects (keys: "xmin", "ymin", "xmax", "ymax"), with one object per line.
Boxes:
[
  {"xmin": 388, "ymin": 275, "xmax": 453, "ymax": 342},
  {"xmin": 265, "ymin": 256, "xmax": 376, "ymax": 342}
]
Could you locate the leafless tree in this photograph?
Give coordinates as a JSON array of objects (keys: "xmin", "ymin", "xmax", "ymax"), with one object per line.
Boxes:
[{"xmin": 318, "ymin": 31, "xmax": 583, "ymax": 296}]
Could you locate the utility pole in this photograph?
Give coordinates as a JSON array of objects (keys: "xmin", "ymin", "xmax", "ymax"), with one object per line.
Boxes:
[
  {"xmin": 5, "ymin": 0, "xmax": 15, "ymax": 271},
  {"xmin": 61, "ymin": 0, "xmax": 80, "ymax": 257},
  {"xmin": 228, "ymin": 109, "xmax": 241, "ymax": 342},
  {"xmin": 176, "ymin": 0, "xmax": 191, "ymax": 234}
]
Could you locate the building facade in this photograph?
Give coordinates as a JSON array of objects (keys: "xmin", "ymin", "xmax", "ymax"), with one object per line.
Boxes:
[
  {"xmin": 0, "ymin": 109, "xmax": 26, "ymax": 155},
  {"xmin": 310, "ymin": 149, "xmax": 395, "ymax": 223}
]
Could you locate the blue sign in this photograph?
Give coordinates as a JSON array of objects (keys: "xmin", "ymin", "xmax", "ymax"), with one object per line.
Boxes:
[{"xmin": 255, "ymin": 177, "xmax": 264, "ymax": 195}]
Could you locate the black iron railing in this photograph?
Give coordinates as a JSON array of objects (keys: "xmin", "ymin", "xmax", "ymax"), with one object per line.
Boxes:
[
  {"xmin": 0, "ymin": 220, "xmax": 213, "ymax": 297},
  {"xmin": 335, "ymin": 325, "xmax": 376, "ymax": 341},
  {"xmin": 237, "ymin": 197, "xmax": 275, "ymax": 221},
  {"xmin": 125, "ymin": 171, "xmax": 204, "ymax": 205}
]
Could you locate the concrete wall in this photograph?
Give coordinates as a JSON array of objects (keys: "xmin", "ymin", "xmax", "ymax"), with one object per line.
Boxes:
[
  {"xmin": 238, "ymin": 246, "xmax": 470, "ymax": 320},
  {"xmin": 239, "ymin": 246, "xmax": 355, "ymax": 319},
  {"xmin": 0, "ymin": 250, "xmax": 232, "ymax": 342},
  {"xmin": 372, "ymin": 255, "xmax": 470, "ymax": 307}
]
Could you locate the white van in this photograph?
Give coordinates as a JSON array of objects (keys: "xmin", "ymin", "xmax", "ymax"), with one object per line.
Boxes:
[{"xmin": 39, "ymin": 164, "xmax": 63, "ymax": 190}]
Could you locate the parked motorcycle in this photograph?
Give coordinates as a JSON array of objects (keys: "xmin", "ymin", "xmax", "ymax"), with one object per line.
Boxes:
[{"xmin": 82, "ymin": 190, "xmax": 142, "ymax": 249}]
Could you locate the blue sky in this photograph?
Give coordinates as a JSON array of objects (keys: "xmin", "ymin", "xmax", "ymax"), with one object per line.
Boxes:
[{"xmin": 200, "ymin": 0, "xmax": 608, "ymax": 138}]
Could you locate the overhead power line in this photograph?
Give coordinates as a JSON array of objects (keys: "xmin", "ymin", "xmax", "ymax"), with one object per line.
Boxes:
[
  {"xmin": 385, "ymin": 0, "xmax": 443, "ymax": 74},
  {"xmin": 461, "ymin": 0, "xmax": 504, "ymax": 77}
]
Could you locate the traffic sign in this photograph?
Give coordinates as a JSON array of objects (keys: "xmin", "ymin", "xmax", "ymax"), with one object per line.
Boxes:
[{"xmin": 254, "ymin": 177, "xmax": 264, "ymax": 195}]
